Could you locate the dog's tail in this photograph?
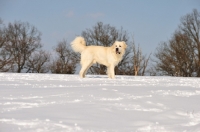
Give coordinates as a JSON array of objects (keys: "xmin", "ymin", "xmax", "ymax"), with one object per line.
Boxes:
[{"xmin": 71, "ymin": 36, "xmax": 86, "ymax": 53}]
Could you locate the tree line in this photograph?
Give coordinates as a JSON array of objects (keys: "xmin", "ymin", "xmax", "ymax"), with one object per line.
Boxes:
[
  {"xmin": 151, "ymin": 9, "xmax": 200, "ymax": 77},
  {"xmin": 0, "ymin": 20, "xmax": 150, "ymax": 75},
  {"xmin": 0, "ymin": 9, "xmax": 200, "ymax": 77}
]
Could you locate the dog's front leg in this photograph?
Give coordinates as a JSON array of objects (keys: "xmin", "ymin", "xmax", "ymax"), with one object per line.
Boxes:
[
  {"xmin": 109, "ymin": 65, "xmax": 115, "ymax": 79},
  {"xmin": 107, "ymin": 66, "xmax": 111, "ymax": 78}
]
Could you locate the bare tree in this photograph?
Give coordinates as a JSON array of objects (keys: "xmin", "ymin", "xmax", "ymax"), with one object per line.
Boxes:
[
  {"xmin": 133, "ymin": 44, "xmax": 142, "ymax": 76},
  {"xmin": 0, "ymin": 18, "xmax": 4, "ymax": 47},
  {"xmin": 154, "ymin": 31, "xmax": 196, "ymax": 76},
  {"xmin": 141, "ymin": 53, "xmax": 151, "ymax": 76},
  {"xmin": 51, "ymin": 40, "xmax": 79, "ymax": 74},
  {"xmin": 0, "ymin": 21, "xmax": 42, "ymax": 72},
  {"xmin": 179, "ymin": 9, "xmax": 200, "ymax": 76},
  {"xmin": 26, "ymin": 50, "xmax": 51, "ymax": 73},
  {"xmin": 0, "ymin": 19, "xmax": 10, "ymax": 71},
  {"xmin": 154, "ymin": 9, "xmax": 199, "ymax": 77},
  {"xmin": 126, "ymin": 37, "xmax": 151, "ymax": 76}
]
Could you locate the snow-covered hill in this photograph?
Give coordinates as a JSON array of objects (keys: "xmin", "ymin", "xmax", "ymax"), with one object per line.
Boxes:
[{"xmin": 0, "ymin": 73, "xmax": 200, "ymax": 132}]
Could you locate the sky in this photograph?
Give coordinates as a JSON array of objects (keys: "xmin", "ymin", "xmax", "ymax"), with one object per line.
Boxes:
[{"xmin": 0, "ymin": 0, "xmax": 200, "ymax": 55}]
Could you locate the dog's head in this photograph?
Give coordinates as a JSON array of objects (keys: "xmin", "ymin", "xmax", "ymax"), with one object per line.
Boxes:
[{"xmin": 112, "ymin": 41, "xmax": 127, "ymax": 55}]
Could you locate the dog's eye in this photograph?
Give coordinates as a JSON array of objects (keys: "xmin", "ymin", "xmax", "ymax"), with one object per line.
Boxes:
[{"xmin": 119, "ymin": 45, "xmax": 121, "ymax": 47}]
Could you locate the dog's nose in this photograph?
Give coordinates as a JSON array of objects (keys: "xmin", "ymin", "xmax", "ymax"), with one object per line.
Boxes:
[{"xmin": 116, "ymin": 48, "xmax": 119, "ymax": 51}]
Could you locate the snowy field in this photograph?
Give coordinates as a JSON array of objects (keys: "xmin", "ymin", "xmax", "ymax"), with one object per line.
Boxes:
[{"xmin": 0, "ymin": 73, "xmax": 200, "ymax": 132}]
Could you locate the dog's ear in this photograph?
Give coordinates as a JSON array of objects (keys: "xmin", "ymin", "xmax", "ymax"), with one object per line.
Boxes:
[
  {"xmin": 111, "ymin": 42, "xmax": 116, "ymax": 52},
  {"xmin": 122, "ymin": 41, "xmax": 127, "ymax": 49},
  {"xmin": 112, "ymin": 42, "xmax": 116, "ymax": 48}
]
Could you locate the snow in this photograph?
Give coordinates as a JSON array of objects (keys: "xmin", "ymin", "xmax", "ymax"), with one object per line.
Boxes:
[{"xmin": 0, "ymin": 73, "xmax": 200, "ymax": 132}]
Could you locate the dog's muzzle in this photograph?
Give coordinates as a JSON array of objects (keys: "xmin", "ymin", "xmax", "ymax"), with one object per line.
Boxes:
[{"xmin": 116, "ymin": 48, "xmax": 121, "ymax": 54}]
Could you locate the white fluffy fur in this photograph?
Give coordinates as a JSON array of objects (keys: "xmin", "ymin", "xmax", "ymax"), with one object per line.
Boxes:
[{"xmin": 71, "ymin": 36, "xmax": 127, "ymax": 79}]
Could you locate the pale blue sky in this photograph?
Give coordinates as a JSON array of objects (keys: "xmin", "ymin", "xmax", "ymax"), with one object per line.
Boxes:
[{"xmin": 0, "ymin": 0, "xmax": 199, "ymax": 54}]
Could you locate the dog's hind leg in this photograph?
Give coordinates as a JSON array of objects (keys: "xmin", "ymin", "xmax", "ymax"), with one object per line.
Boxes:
[
  {"xmin": 80, "ymin": 60, "xmax": 92, "ymax": 78},
  {"xmin": 83, "ymin": 62, "xmax": 93, "ymax": 77}
]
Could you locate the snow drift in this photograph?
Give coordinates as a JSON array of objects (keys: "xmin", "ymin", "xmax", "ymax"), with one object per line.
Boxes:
[{"xmin": 0, "ymin": 73, "xmax": 200, "ymax": 132}]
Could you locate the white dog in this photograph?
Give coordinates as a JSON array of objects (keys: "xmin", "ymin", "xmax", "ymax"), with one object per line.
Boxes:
[{"xmin": 71, "ymin": 37, "xmax": 127, "ymax": 79}]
